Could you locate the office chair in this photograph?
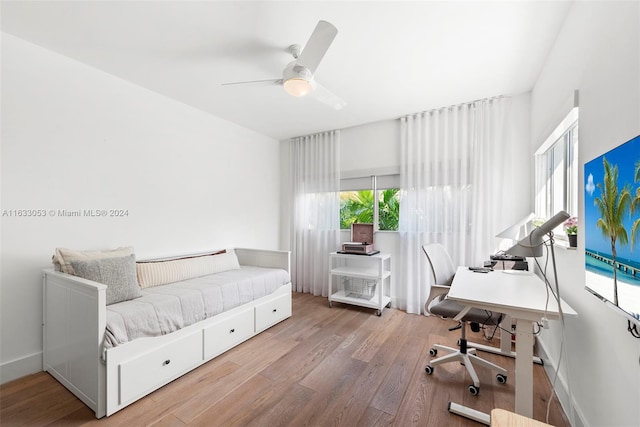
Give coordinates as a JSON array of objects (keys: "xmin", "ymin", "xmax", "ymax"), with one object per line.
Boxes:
[{"xmin": 422, "ymin": 243, "xmax": 508, "ymax": 395}]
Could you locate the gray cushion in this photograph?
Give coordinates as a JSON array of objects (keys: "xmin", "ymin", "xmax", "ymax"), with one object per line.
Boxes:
[
  {"xmin": 430, "ymin": 299, "xmax": 502, "ymax": 326},
  {"xmin": 71, "ymin": 254, "xmax": 142, "ymax": 305}
]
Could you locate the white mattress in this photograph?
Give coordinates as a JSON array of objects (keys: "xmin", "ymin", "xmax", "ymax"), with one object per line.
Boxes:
[{"xmin": 104, "ymin": 266, "xmax": 290, "ymax": 349}]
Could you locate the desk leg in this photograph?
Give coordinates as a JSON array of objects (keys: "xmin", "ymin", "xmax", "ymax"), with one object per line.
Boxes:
[
  {"xmin": 467, "ymin": 314, "xmax": 542, "ymax": 364},
  {"xmin": 515, "ymin": 318, "xmax": 534, "ymax": 417},
  {"xmin": 500, "ymin": 314, "xmax": 513, "ymax": 354}
]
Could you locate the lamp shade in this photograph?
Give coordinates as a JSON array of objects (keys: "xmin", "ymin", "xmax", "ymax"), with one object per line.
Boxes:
[
  {"xmin": 506, "ymin": 211, "xmax": 570, "ymax": 257},
  {"xmin": 496, "ymin": 213, "xmax": 536, "ymax": 241},
  {"xmin": 283, "ymin": 78, "xmax": 313, "ymax": 97}
]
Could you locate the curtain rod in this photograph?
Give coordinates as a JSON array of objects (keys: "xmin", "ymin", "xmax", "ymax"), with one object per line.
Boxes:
[
  {"xmin": 400, "ymin": 94, "xmax": 507, "ymax": 119},
  {"xmin": 290, "ymin": 129, "xmax": 340, "ymax": 142}
]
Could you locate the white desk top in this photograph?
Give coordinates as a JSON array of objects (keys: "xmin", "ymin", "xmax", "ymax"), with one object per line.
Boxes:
[{"xmin": 447, "ymin": 266, "xmax": 577, "ymax": 322}]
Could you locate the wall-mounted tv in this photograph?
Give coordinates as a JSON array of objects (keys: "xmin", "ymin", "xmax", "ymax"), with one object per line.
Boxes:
[{"xmin": 584, "ymin": 134, "xmax": 640, "ymax": 325}]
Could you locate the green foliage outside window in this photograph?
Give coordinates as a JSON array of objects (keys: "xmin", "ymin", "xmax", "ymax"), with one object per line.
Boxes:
[
  {"xmin": 378, "ymin": 188, "xmax": 400, "ymax": 231},
  {"xmin": 340, "ymin": 189, "xmax": 400, "ymax": 231}
]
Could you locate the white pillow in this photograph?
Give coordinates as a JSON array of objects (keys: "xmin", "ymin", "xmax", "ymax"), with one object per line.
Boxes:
[
  {"xmin": 136, "ymin": 250, "xmax": 240, "ymax": 288},
  {"xmin": 53, "ymin": 246, "xmax": 134, "ymax": 275}
]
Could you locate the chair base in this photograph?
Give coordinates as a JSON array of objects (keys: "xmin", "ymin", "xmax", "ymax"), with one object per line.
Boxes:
[
  {"xmin": 468, "ymin": 339, "xmax": 543, "ymax": 365},
  {"xmin": 427, "ymin": 342, "xmax": 507, "ymax": 389}
]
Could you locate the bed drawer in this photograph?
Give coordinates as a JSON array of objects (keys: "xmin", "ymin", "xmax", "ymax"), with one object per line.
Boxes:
[
  {"xmin": 255, "ymin": 291, "xmax": 291, "ymax": 332},
  {"xmin": 118, "ymin": 331, "xmax": 202, "ymax": 405},
  {"xmin": 203, "ymin": 306, "xmax": 254, "ymax": 360}
]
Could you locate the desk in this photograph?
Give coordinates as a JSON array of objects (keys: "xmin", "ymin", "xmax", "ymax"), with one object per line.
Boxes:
[{"xmin": 447, "ymin": 266, "xmax": 577, "ymax": 421}]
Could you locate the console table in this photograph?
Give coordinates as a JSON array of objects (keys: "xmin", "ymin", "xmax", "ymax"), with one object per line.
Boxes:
[{"xmin": 328, "ymin": 252, "xmax": 391, "ymax": 316}]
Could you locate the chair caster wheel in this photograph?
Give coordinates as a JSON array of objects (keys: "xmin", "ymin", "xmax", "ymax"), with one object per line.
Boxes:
[
  {"xmin": 425, "ymin": 365, "xmax": 434, "ymax": 375},
  {"xmin": 386, "ymin": 302, "xmax": 391, "ymax": 308},
  {"xmin": 429, "ymin": 348, "xmax": 437, "ymax": 357},
  {"xmin": 468, "ymin": 385, "xmax": 480, "ymax": 395},
  {"xmin": 496, "ymin": 373, "xmax": 507, "ymax": 384},
  {"xmin": 376, "ymin": 310, "xmax": 382, "ymax": 316}
]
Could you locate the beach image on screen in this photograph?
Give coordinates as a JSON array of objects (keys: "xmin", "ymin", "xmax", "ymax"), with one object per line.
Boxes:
[{"xmin": 584, "ymin": 135, "xmax": 640, "ymax": 321}]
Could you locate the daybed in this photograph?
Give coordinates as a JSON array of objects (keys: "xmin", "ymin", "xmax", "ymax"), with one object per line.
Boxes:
[{"xmin": 42, "ymin": 247, "xmax": 292, "ymax": 418}]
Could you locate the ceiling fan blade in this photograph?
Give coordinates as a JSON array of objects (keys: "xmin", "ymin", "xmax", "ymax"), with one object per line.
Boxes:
[
  {"xmin": 295, "ymin": 20, "xmax": 338, "ymax": 74},
  {"xmin": 309, "ymin": 81, "xmax": 346, "ymax": 110},
  {"xmin": 222, "ymin": 78, "xmax": 282, "ymax": 87}
]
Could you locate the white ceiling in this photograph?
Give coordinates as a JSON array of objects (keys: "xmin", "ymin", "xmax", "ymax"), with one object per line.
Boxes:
[{"xmin": 1, "ymin": 1, "xmax": 572, "ymax": 140}]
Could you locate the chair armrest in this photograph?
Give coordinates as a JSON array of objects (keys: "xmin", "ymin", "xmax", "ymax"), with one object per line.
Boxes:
[{"xmin": 424, "ymin": 284, "xmax": 451, "ymax": 314}]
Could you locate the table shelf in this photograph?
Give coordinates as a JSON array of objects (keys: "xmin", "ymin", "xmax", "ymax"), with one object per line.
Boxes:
[
  {"xmin": 328, "ymin": 252, "xmax": 392, "ymax": 316},
  {"xmin": 330, "ymin": 266, "xmax": 391, "ymax": 280}
]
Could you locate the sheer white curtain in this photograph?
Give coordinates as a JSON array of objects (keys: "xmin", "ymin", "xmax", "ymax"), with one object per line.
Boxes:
[
  {"xmin": 290, "ymin": 131, "xmax": 341, "ymax": 296},
  {"xmin": 398, "ymin": 98, "xmax": 511, "ymax": 314}
]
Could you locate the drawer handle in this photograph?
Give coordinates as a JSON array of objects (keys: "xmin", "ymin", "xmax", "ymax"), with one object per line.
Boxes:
[
  {"xmin": 230, "ymin": 328, "xmax": 235, "ymax": 333},
  {"xmin": 163, "ymin": 359, "xmax": 171, "ymax": 366}
]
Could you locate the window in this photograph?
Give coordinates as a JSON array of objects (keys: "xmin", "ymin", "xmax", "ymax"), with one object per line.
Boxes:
[
  {"xmin": 534, "ymin": 107, "xmax": 579, "ymax": 235},
  {"xmin": 340, "ymin": 175, "xmax": 400, "ymax": 231}
]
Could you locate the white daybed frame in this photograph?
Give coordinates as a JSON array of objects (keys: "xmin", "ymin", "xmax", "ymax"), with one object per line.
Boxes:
[{"xmin": 42, "ymin": 248, "xmax": 292, "ymax": 418}]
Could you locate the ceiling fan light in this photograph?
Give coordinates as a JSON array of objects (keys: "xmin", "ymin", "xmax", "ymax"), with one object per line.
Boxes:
[{"xmin": 283, "ymin": 78, "xmax": 313, "ymax": 97}]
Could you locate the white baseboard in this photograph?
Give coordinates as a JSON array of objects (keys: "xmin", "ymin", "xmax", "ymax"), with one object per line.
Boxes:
[
  {"xmin": 537, "ymin": 340, "xmax": 587, "ymax": 427},
  {"xmin": 0, "ymin": 351, "xmax": 43, "ymax": 385}
]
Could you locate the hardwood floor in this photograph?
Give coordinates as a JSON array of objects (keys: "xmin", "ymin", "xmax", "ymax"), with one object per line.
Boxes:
[{"xmin": 0, "ymin": 293, "xmax": 569, "ymax": 426}]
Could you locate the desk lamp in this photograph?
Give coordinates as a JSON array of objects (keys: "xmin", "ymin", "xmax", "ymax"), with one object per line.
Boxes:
[
  {"xmin": 506, "ymin": 210, "xmax": 570, "ymax": 300},
  {"xmin": 495, "ymin": 213, "xmax": 536, "ymax": 269},
  {"xmin": 496, "ymin": 213, "xmax": 536, "ymax": 242},
  {"xmin": 505, "ymin": 211, "xmax": 570, "ymax": 257}
]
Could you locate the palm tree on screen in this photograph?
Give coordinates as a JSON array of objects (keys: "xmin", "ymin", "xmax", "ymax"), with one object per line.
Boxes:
[
  {"xmin": 631, "ymin": 160, "xmax": 640, "ymax": 250},
  {"xmin": 594, "ymin": 157, "xmax": 632, "ymax": 306}
]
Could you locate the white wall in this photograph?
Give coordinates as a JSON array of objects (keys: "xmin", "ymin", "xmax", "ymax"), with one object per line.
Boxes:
[
  {"xmin": 531, "ymin": 2, "xmax": 640, "ymax": 426},
  {"xmin": 0, "ymin": 34, "xmax": 282, "ymax": 383}
]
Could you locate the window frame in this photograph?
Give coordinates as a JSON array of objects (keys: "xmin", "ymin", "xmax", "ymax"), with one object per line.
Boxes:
[
  {"xmin": 340, "ymin": 174, "xmax": 400, "ymax": 232},
  {"xmin": 534, "ymin": 107, "xmax": 579, "ymax": 238}
]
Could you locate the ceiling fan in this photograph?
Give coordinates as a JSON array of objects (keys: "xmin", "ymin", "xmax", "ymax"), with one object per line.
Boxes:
[{"xmin": 222, "ymin": 20, "xmax": 346, "ymax": 110}]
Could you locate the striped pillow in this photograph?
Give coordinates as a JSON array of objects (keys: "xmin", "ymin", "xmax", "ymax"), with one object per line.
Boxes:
[{"xmin": 136, "ymin": 250, "xmax": 240, "ymax": 288}]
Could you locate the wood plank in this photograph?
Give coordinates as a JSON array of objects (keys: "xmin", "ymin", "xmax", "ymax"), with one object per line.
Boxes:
[
  {"xmin": 242, "ymin": 384, "xmax": 316, "ymax": 427},
  {"xmin": 392, "ymin": 333, "xmax": 440, "ymax": 426},
  {"xmin": 0, "ymin": 376, "xmax": 85, "ymax": 426},
  {"xmin": 259, "ymin": 329, "xmax": 343, "ymax": 384},
  {"xmin": 0, "ymin": 372, "xmax": 68, "ymax": 411},
  {"xmin": 358, "ymin": 406, "xmax": 395, "ymax": 426},
  {"xmin": 314, "ymin": 310, "xmax": 420, "ymax": 425},
  {"xmin": 187, "ymin": 373, "xmax": 276, "ymax": 426},
  {"xmin": 286, "ymin": 357, "xmax": 368, "ymax": 426},
  {"xmin": 148, "ymin": 414, "xmax": 187, "ymax": 427},
  {"xmin": 369, "ymin": 313, "xmax": 428, "ymax": 415},
  {"xmin": 350, "ymin": 307, "xmax": 405, "ymax": 362}
]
